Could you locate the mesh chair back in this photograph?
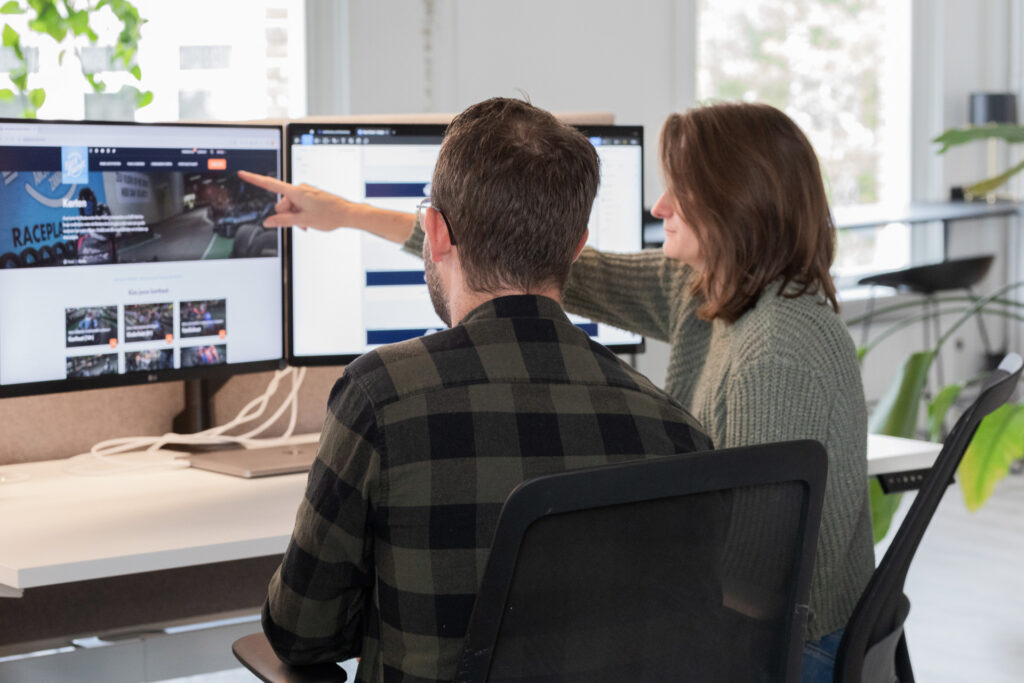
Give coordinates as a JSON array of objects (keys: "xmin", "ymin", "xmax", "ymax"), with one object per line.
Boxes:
[
  {"xmin": 836, "ymin": 353, "xmax": 1023, "ymax": 683},
  {"xmin": 455, "ymin": 441, "xmax": 828, "ymax": 683}
]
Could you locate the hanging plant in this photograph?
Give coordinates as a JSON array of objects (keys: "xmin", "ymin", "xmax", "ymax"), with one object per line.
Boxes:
[{"xmin": 0, "ymin": 0, "xmax": 151, "ymax": 118}]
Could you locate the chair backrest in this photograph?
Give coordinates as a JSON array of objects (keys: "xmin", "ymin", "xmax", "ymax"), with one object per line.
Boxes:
[
  {"xmin": 835, "ymin": 353, "xmax": 1023, "ymax": 683},
  {"xmin": 454, "ymin": 441, "xmax": 829, "ymax": 683}
]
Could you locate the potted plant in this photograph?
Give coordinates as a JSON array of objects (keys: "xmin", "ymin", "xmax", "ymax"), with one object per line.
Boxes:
[
  {"xmin": 934, "ymin": 123, "xmax": 1024, "ymax": 198},
  {"xmin": 849, "ymin": 285, "xmax": 1024, "ymax": 541}
]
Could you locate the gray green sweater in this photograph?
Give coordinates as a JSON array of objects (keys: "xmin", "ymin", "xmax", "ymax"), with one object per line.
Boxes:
[
  {"xmin": 562, "ymin": 246, "xmax": 874, "ymax": 640},
  {"xmin": 402, "ymin": 228, "xmax": 873, "ymax": 640}
]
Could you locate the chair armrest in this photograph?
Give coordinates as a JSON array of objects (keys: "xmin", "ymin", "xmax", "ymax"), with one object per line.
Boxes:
[{"xmin": 231, "ymin": 632, "xmax": 348, "ymax": 683}]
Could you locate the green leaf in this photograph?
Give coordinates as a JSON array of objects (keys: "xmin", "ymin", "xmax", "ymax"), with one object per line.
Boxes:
[
  {"xmin": 927, "ymin": 384, "xmax": 963, "ymax": 442},
  {"xmin": 965, "ymin": 159, "xmax": 1024, "ymax": 197},
  {"xmin": 959, "ymin": 403, "xmax": 1024, "ymax": 511},
  {"xmin": 2, "ymin": 23, "xmax": 19, "ymax": 47},
  {"xmin": 867, "ymin": 351, "xmax": 934, "ymax": 542},
  {"xmin": 42, "ymin": 16, "xmax": 66, "ymax": 43},
  {"xmin": 0, "ymin": 2, "xmax": 23, "ymax": 15},
  {"xmin": 933, "ymin": 124, "xmax": 1024, "ymax": 153},
  {"xmin": 869, "ymin": 350, "xmax": 936, "ymax": 438},
  {"xmin": 856, "ymin": 346, "xmax": 867, "ymax": 363},
  {"xmin": 28, "ymin": 86, "xmax": 43, "ymax": 108},
  {"xmin": 10, "ymin": 67, "xmax": 27, "ymax": 91},
  {"xmin": 67, "ymin": 9, "xmax": 88, "ymax": 35},
  {"xmin": 869, "ymin": 478, "xmax": 902, "ymax": 543},
  {"xmin": 0, "ymin": 87, "xmax": 12, "ymax": 101},
  {"xmin": 84, "ymin": 72, "xmax": 105, "ymax": 93},
  {"xmin": 134, "ymin": 88, "xmax": 152, "ymax": 108},
  {"xmin": 129, "ymin": 64, "xmax": 141, "ymax": 80}
]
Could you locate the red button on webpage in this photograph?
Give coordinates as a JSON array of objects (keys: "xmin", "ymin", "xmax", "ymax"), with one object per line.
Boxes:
[{"xmin": 207, "ymin": 158, "xmax": 227, "ymax": 170}]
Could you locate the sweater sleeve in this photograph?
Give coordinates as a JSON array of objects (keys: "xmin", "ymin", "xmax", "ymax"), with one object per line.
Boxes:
[
  {"xmin": 563, "ymin": 246, "xmax": 690, "ymax": 343},
  {"xmin": 401, "ymin": 216, "xmax": 425, "ymax": 258}
]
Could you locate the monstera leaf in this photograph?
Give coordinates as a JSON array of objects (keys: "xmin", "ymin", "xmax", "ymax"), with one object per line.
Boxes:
[
  {"xmin": 933, "ymin": 124, "xmax": 1024, "ymax": 152},
  {"xmin": 867, "ymin": 350, "xmax": 936, "ymax": 542},
  {"xmin": 959, "ymin": 404, "xmax": 1024, "ymax": 511},
  {"xmin": 934, "ymin": 124, "xmax": 1024, "ymax": 195}
]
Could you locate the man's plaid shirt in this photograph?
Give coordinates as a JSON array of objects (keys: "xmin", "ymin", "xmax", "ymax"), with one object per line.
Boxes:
[{"xmin": 264, "ymin": 295, "xmax": 712, "ymax": 682}]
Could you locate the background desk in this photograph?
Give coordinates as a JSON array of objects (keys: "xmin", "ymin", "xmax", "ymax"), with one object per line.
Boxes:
[{"xmin": 642, "ymin": 201, "xmax": 1020, "ymax": 258}]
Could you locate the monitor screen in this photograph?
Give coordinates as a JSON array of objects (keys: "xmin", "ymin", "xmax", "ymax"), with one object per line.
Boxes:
[
  {"xmin": 286, "ymin": 122, "xmax": 644, "ymax": 364},
  {"xmin": 0, "ymin": 119, "xmax": 285, "ymax": 398}
]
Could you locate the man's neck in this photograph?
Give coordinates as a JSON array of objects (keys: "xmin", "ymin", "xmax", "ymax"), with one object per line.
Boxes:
[{"xmin": 449, "ymin": 287, "xmax": 562, "ymax": 327}]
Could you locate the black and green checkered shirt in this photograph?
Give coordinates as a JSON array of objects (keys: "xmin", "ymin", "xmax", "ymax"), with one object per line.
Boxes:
[{"xmin": 264, "ymin": 295, "xmax": 712, "ymax": 682}]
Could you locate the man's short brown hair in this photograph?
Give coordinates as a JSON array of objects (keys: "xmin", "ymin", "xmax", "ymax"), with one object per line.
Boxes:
[
  {"xmin": 661, "ymin": 102, "xmax": 839, "ymax": 322},
  {"xmin": 431, "ymin": 98, "xmax": 600, "ymax": 293}
]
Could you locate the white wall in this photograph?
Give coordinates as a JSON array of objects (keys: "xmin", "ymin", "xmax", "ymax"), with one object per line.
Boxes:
[
  {"xmin": 311, "ymin": 0, "xmax": 697, "ymax": 204},
  {"xmin": 307, "ymin": 0, "xmax": 1022, "ymax": 403}
]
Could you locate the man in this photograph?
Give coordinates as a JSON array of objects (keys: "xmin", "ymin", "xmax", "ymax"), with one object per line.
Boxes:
[{"xmin": 252, "ymin": 98, "xmax": 712, "ymax": 682}]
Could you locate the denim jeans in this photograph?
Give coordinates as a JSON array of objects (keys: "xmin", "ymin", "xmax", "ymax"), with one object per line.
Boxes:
[{"xmin": 802, "ymin": 628, "xmax": 845, "ymax": 683}]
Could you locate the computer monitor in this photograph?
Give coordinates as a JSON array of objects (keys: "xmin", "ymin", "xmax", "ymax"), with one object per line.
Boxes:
[
  {"xmin": 0, "ymin": 119, "xmax": 285, "ymax": 399},
  {"xmin": 285, "ymin": 122, "xmax": 644, "ymax": 364}
]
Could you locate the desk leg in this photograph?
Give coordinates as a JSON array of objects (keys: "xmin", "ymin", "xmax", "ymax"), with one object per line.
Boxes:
[{"xmin": 0, "ymin": 584, "xmax": 23, "ymax": 599}]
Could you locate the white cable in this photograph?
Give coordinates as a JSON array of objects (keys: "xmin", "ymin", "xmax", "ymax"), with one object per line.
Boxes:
[{"xmin": 65, "ymin": 367, "xmax": 310, "ymax": 476}]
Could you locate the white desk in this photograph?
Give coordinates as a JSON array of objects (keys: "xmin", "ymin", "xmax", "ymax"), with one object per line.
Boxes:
[
  {"xmin": 866, "ymin": 433, "xmax": 942, "ymax": 475},
  {"xmin": 0, "ymin": 434, "xmax": 941, "ymax": 594},
  {"xmin": 0, "ymin": 458, "xmax": 306, "ymax": 593}
]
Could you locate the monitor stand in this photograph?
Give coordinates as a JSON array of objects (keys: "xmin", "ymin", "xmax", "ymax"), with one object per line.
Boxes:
[{"xmin": 165, "ymin": 377, "xmax": 233, "ymax": 453}]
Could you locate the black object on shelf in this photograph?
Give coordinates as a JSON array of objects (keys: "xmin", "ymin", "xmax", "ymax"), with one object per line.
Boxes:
[
  {"xmin": 969, "ymin": 92, "xmax": 1018, "ymax": 125},
  {"xmin": 857, "ymin": 255, "xmax": 996, "ymax": 389}
]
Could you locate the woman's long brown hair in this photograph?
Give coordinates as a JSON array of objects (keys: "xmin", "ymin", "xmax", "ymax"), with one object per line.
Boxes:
[{"xmin": 660, "ymin": 102, "xmax": 839, "ymax": 323}]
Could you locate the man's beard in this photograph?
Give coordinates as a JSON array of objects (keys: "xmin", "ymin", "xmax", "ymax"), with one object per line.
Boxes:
[{"xmin": 423, "ymin": 242, "xmax": 452, "ymax": 327}]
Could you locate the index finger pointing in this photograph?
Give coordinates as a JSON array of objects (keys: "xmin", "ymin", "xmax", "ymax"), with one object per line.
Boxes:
[{"xmin": 238, "ymin": 170, "xmax": 295, "ymax": 197}]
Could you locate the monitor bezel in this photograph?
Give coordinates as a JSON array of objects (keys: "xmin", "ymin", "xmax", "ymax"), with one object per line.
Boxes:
[
  {"xmin": 283, "ymin": 121, "xmax": 645, "ymax": 367},
  {"xmin": 0, "ymin": 117, "xmax": 287, "ymax": 399}
]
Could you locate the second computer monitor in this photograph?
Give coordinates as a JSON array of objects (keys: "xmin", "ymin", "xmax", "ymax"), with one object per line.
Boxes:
[{"xmin": 286, "ymin": 122, "xmax": 643, "ymax": 364}]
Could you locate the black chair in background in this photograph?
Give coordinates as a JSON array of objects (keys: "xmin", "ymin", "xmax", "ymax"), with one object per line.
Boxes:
[
  {"xmin": 455, "ymin": 441, "xmax": 828, "ymax": 683},
  {"xmin": 857, "ymin": 255, "xmax": 996, "ymax": 388},
  {"xmin": 834, "ymin": 353, "xmax": 1023, "ymax": 683}
]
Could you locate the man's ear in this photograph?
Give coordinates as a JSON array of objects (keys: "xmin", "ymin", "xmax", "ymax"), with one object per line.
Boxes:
[
  {"xmin": 423, "ymin": 207, "xmax": 452, "ymax": 263},
  {"xmin": 571, "ymin": 228, "xmax": 589, "ymax": 262}
]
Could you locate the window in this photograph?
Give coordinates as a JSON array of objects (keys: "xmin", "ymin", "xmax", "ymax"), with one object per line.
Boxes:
[
  {"xmin": 698, "ymin": 0, "xmax": 912, "ymax": 285},
  {"xmin": 0, "ymin": 0, "xmax": 305, "ymax": 122}
]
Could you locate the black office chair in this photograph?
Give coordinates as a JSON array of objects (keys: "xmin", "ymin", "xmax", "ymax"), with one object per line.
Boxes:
[
  {"xmin": 834, "ymin": 352, "xmax": 1023, "ymax": 683},
  {"xmin": 857, "ymin": 255, "xmax": 996, "ymax": 387},
  {"xmin": 454, "ymin": 441, "xmax": 828, "ymax": 683}
]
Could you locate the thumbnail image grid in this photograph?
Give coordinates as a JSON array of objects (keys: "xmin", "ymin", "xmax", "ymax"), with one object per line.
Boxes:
[
  {"xmin": 180, "ymin": 299, "xmax": 226, "ymax": 338},
  {"xmin": 66, "ymin": 353, "xmax": 118, "ymax": 378},
  {"xmin": 65, "ymin": 306, "xmax": 118, "ymax": 348},
  {"xmin": 124, "ymin": 303, "xmax": 174, "ymax": 343},
  {"xmin": 181, "ymin": 344, "xmax": 226, "ymax": 367},
  {"xmin": 125, "ymin": 348, "xmax": 174, "ymax": 373}
]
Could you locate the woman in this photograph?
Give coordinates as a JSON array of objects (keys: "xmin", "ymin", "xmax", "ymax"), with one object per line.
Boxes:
[
  {"xmin": 562, "ymin": 103, "xmax": 873, "ymax": 681},
  {"xmin": 239, "ymin": 101, "xmax": 873, "ymax": 681}
]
